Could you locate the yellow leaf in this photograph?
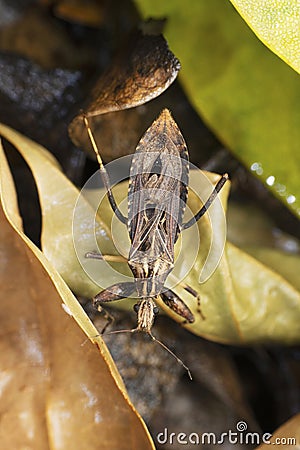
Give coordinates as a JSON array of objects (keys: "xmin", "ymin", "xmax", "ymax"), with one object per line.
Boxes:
[
  {"xmin": 230, "ymin": 0, "xmax": 300, "ymax": 74},
  {"xmin": 0, "ymin": 122, "xmax": 114, "ymax": 298},
  {"xmin": 0, "ymin": 134, "xmax": 154, "ymax": 449}
]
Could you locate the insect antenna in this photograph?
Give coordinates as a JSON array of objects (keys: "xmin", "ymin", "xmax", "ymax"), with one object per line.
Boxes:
[
  {"xmin": 83, "ymin": 114, "xmax": 127, "ymax": 224},
  {"xmin": 102, "ymin": 328, "xmax": 192, "ymax": 380},
  {"xmin": 148, "ymin": 331, "xmax": 192, "ymax": 380},
  {"xmin": 182, "ymin": 173, "xmax": 229, "ymax": 229}
]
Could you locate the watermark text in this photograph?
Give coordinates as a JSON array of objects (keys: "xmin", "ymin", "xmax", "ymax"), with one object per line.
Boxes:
[{"xmin": 157, "ymin": 421, "xmax": 297, "ymax": 446}]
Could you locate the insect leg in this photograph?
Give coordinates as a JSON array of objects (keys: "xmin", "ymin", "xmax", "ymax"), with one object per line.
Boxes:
[
  {"xmin": 85, "ymin": 251, "xmax": 127, "ymax": 263},
  {"xmin": 94, "ymin": 282, "xmax": 136, "ymax": 307},
  {"xmin": 95, "ymin": 307, "xmax": 115, "ymax": 335},
  {"xmin": 93, "ymin": 282, "xmax": 136, "ymax": 333},
  {"xmin": 83, "ymin": 115, "xmax": 127, "ymax": 224},
  {"xmin": 180, "ymin": 284, "xmax": 205, "ymax": 320},
  {"xmin": 160, "ymin": 289, "xmax": 195, "ymax": 324},
  {"xmin": 182, "ymin": 173, "xmax": 228, "ymax": 230}
]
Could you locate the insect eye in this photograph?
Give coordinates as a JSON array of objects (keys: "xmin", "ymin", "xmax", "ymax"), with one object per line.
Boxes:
[
  {"xmin": 133, "ymin": 303, "xmax": 140, "ymax": 313},
  {"xmin": 154, "ymin": 306, "xmax": 159, "ymax": 315}
]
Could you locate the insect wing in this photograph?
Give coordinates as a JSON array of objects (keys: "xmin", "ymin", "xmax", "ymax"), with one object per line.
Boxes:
[
  {"xmin": 128, "ymin": 176, "xmax": 180, "ymax": 264},
  {"xmin": 128, "ymin": 109, "xmax": 189, "ymax": 257}
]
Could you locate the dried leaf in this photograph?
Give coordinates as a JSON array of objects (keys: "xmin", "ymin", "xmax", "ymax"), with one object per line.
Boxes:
[
  {"xmin": 256, "ymin": 414, "xmax": 300, "ymax": 449},
  {"xmin": 52, "ymin": 0, "xmax": 106, "ymax": 27},
  {"xmin": 0, "ymin": 122, "xmax": 115, "ymax": 299},
  {"xmin": 0, "ymin": 133, "xmax": 154, "ymax": 449},
  {"xmin": 69, "ymin": 29, "xmax": 180, "ymax": 157},
  {"xmin": 0, "ymin": 8, "xmax": 94, "ymax": 69},
  {"xmin": 86, "ymin": 31, "xmax": 179, "ymax": 116},
  {"xmin": 72, "ymin": 107, "xmax": 152, "ymax": 161}
]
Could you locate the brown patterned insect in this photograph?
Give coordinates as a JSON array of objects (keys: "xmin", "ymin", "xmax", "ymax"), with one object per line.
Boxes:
[{"xmin": 84, "ymin": 109, "xmax": 228, "ymax": 377}]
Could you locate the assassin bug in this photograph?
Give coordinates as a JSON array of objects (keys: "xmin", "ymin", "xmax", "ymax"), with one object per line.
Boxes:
[{"xmin": 83, "ymin": 109, "xmax": 228, "ymax": 377}]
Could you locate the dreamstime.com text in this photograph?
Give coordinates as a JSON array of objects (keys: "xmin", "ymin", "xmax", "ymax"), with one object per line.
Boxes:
[{"xmin": 156, "ymin": 421, "xmax": 297, "ymax": 446}]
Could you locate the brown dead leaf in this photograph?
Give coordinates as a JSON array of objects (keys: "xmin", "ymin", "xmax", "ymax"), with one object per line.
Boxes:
[
  {"xmin": 0, "ymin": 142, "xmax": 154, "ymax": 449},
  {"xmin": 48, "ymin": 0, "xmax": 106, "ymax": 27},
  {"xmin": 86, "ymin": 30, "xmax": 180, "ymax": 117},
  {"xmin": 0, "ymin": 7, "xmax": 95, "ymax": 69},
  {"xmin": 256, "ymin": 414, "xmax": 300, "ymax": 449},
  {"xmin": 69, "ymin": 29, "xmax": 180, "ymax": 159}
]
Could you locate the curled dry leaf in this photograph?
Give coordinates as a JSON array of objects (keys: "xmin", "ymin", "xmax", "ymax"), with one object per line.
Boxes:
[
  {"xmin": 0, "ymin": 135, "xmax": 154, "ymax": 449},
  {"xmin": 82, "ymin": 30, "xmax": 180, "ymax": 116},
  {"xmin": 69, "ymin": 29, "xmax": 180, "ymax": 159},
  {"xmin": 85, "ymin": 31, "xmax": 180, "ymax": 117}
]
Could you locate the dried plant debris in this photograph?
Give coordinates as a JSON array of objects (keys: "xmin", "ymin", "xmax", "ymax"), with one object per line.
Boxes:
[
  {"xmin": 40, "ymin": 0, "xmax": 107, "ymax": 27},
  {"xmin": 99, "ymin": 312, "xmax": 258, "ymax": 430},
  {"xmin": 84, "ymin": 29, "xmax": 180, "ymax": 116},
  {"xmin": 69, "ymin": 28, "xmax": 180, "ymax": 159},
  {"xmin": 0, "ymin": 53, "xmax": 81, "ymax": 172},
  {"xmin": 0, "ymin": 5, "xmax": 98, "ymax": 69},
  {"xmin": 0, "ymin": 54, "xmax": 80, "ymax": 114}
]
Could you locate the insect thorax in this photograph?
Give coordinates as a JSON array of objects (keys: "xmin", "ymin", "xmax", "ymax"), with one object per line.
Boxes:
[{"xmin": 128, "ymin": 256, "xmax": 173, "ymax": 298}]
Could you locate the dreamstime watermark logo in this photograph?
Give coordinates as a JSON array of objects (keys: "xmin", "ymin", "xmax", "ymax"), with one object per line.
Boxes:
[
  {"xmin": 156, "ymin": 421, "xmax": 297, "ymax": 446},
  {"xmin": 72, "ymin": 153, "xmax": 227, "ymax": 294}
]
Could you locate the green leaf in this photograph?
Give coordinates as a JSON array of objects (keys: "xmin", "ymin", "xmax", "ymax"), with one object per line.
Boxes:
[
  {"xmin": 229, "ymin": 0, "xmax": 300, "ymax": 74},
  {"xmin": 135, "ymin": 0, "xmax": 300, "ymax": 218},
  {"xmin": 244, "ymin": 247, "xmax": 300, "ymax": 291},
  {"xmin": 227, "ymin": 201, "xmax": 300, "ymax": 291}
]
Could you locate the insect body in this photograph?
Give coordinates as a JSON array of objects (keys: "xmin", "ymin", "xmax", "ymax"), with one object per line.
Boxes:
[
  {"xmin": 126, "ymin": 110, "xmax": 191, "ymax": 330},
  {"xmin": 84, "ymin": 109, "xmax": 228, "ymax": 375}
]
